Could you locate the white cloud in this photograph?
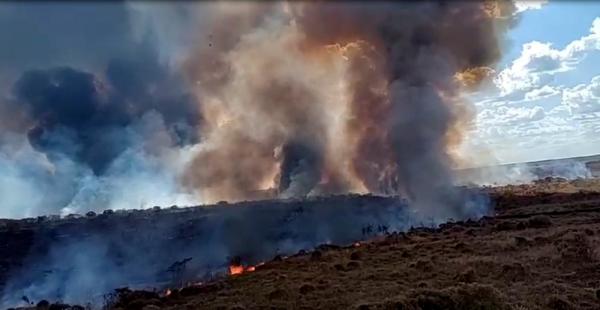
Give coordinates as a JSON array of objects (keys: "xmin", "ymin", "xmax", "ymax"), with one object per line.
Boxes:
[
  {"xmin": 495, "ymin": 41, "xmax": 563, "ymax": 95},
  {"xmin": 518, "ymin": 115, "xmax": 575, "ymax": 137},
  {"xmin": 547, "ymin": 104, "xmax": 569, "ymax": 116},
  {"xmin": 562, "ymin": 75, "xmax": 600, "ymax": 114},
  {"xmin": 478, "ymin": 105, "xmax": 545, "ymax": 126},
  {"xmin": 465, "ymin": 15, "xmax": 600, "ymax": 163},
  {"xmin": 495, "ymin": 17, "xmax": 600, "ymax": 96},
  {"xmin": 514, "ymin": 0, "xmax": 549, "ymax": 13},
  {"xmin": 563, "ymin": 18, "xmax": 600, "ymax": 61},
  {"xmin": 524, "ymin": 85, "xmax": 560, "ymax": 101}
]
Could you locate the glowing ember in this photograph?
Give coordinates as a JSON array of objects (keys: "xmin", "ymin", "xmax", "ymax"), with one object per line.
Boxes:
[
  {"xmin": 229, "ymin": 265, "xmax": 245, "ymax": 275},
  {"xmin": 229, "ymin": 263, "xmax": 261, "ymax": 275}
]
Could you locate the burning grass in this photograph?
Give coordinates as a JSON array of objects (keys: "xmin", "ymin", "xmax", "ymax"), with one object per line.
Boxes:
[
  {"xmin": 5, "ymin": 178, "xmax": 600, "ymax": 309},
  {"xmin": 95, "ymin": 179, "xmax": 600, "ymax": 310}
]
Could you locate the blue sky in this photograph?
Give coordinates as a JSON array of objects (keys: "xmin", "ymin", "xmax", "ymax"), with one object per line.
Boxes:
[
  {"xmin": 464, "ymin": 0, "xmax": 600, "ymax": 165},
  {"xmin": 503, "ymin": 1, "xmax": 600, "ymax": 62}
]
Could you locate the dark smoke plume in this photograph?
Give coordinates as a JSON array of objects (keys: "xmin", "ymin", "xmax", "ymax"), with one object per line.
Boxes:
[
  {"xmin": 183, "ymin": 1, "xmax": 516, "ymax": 220},
  {"xmin": 278, "ymin": 140, "xmax": 323, "ymax": 197},
  {"xmin": 0, "ymin": 2, "xmax": 202, "ymax": 217},
  {"xmin": 14, "ymin": 47, "xmax": 200, "ymax": 175},
  {"xmin": 0, "ymin": 1, "xmax": 515, "ymax": 218}
]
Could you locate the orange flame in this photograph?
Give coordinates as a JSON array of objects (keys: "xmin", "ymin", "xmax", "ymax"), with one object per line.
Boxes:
[
  {"xmin": 229, "ymin": 262, "xmax": 262, "ymax": 275},
  {"xmin": 229, "ymin": 265, "xmax": 245, "ymax": 275}
]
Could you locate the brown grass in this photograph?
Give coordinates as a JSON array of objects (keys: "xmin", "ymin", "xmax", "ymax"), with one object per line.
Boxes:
[{"xmin": 101, "ymin": 179, "xmax": 600, "ymax": 309}]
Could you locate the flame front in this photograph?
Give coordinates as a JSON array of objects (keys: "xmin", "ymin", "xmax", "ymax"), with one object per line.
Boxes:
[
  {"xmin": 229, "ymin": 261, "xmax": 265, "ymax": 276},
  {"xmin": 229, "ymin": 265, "xmax": 244, "ymax": 275}
]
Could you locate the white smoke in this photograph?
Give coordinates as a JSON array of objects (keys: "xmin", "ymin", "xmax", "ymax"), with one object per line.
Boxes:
[
  {"xmin": 457, "ymin": 159, "xmax": 594, "ymax": 186},
  {"xmin": 0, "ymin": 112, "xmax": 200, "ymax": 219}
]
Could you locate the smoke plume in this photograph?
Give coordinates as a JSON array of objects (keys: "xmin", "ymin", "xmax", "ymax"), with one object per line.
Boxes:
[
  {"xmin": 183, "ymin": 1, "xmax": 516, "ymax": 219},
  {"xmin": 0, "ymin": 2, "xmax": 201, "ymax": 218},
  {"xmin": 0, "ymin": 1, "xmax": 517, "ymax": 221}
]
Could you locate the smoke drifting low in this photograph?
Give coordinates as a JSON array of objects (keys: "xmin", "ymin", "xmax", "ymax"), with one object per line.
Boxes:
[{"xmin": 0, "ymin": 1, "xmax": 517, "ymax": 220}]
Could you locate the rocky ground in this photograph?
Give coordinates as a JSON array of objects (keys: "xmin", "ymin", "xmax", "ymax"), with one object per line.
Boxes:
[{"xmin": 11, "ymin": 178, "xmax": 600, "ymax": 310}]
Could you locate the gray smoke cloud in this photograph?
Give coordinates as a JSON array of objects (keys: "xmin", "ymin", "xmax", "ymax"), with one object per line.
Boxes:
[
  {"xmin": 0, "ymin": 1, "xmax": 516, "ymax": 219},
  {"xmin": 182, "ymin": 1, "xmax": 517, "ymax": 221},
  {"xmin": 0, "ymin": 2, "xmax": 201, "ymax": 218}
]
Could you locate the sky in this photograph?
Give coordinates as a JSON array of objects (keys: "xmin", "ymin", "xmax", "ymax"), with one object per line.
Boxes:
[
  {"xmin": 465, "ymin": 0, "xmax": 600, "ymax": 165},
  {"xmin": 0, "ymin": 1, "xmax": 597, "ymax": 219},
  {"xmin": 0, "ymin": 1, "xmax": 595, "ymax": 170}
]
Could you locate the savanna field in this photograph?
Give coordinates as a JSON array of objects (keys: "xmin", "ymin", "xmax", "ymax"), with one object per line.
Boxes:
[{"xmin": 6, "ymin": 178, "xmax": 600, "ymax": 310}]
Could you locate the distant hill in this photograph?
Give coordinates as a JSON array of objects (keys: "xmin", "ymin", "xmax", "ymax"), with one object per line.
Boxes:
[{"xmin": 456, "ymin": 154, "xmax": 600, "ymax": 185}]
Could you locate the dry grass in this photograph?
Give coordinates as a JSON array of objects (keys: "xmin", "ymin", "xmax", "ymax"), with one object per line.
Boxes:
[{"xmin": 44, "ymin": 179, "xmax": 600, "ymax": 309}]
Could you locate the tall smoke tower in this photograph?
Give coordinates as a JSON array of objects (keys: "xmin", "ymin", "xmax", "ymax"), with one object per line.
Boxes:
[
  {"xmin": 183, "ymin": 1, "xmax": 516, "ymax": 220},
  {"xmin": 0, "ymin": 1, "xmax": 517, "ymax": 219}
]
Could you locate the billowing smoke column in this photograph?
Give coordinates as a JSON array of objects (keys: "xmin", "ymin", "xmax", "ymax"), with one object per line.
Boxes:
[
  {"xmin": 0, "ymin": 55, "xmax": 201, "ymax": 216},
  {"xmin": 183, "ymin": 1, "xmax": 516, "ymax": 219},
  {"xmin": 15, "ymin": 57, "xmax": 198, "ymax": 175},
  {"xmin": 0, "ymin": 1, "xmax": 516, "ymax": 220},
  {"xmin": 0, "ymin": 2, "xmax": 202, "ymax": 218}
]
